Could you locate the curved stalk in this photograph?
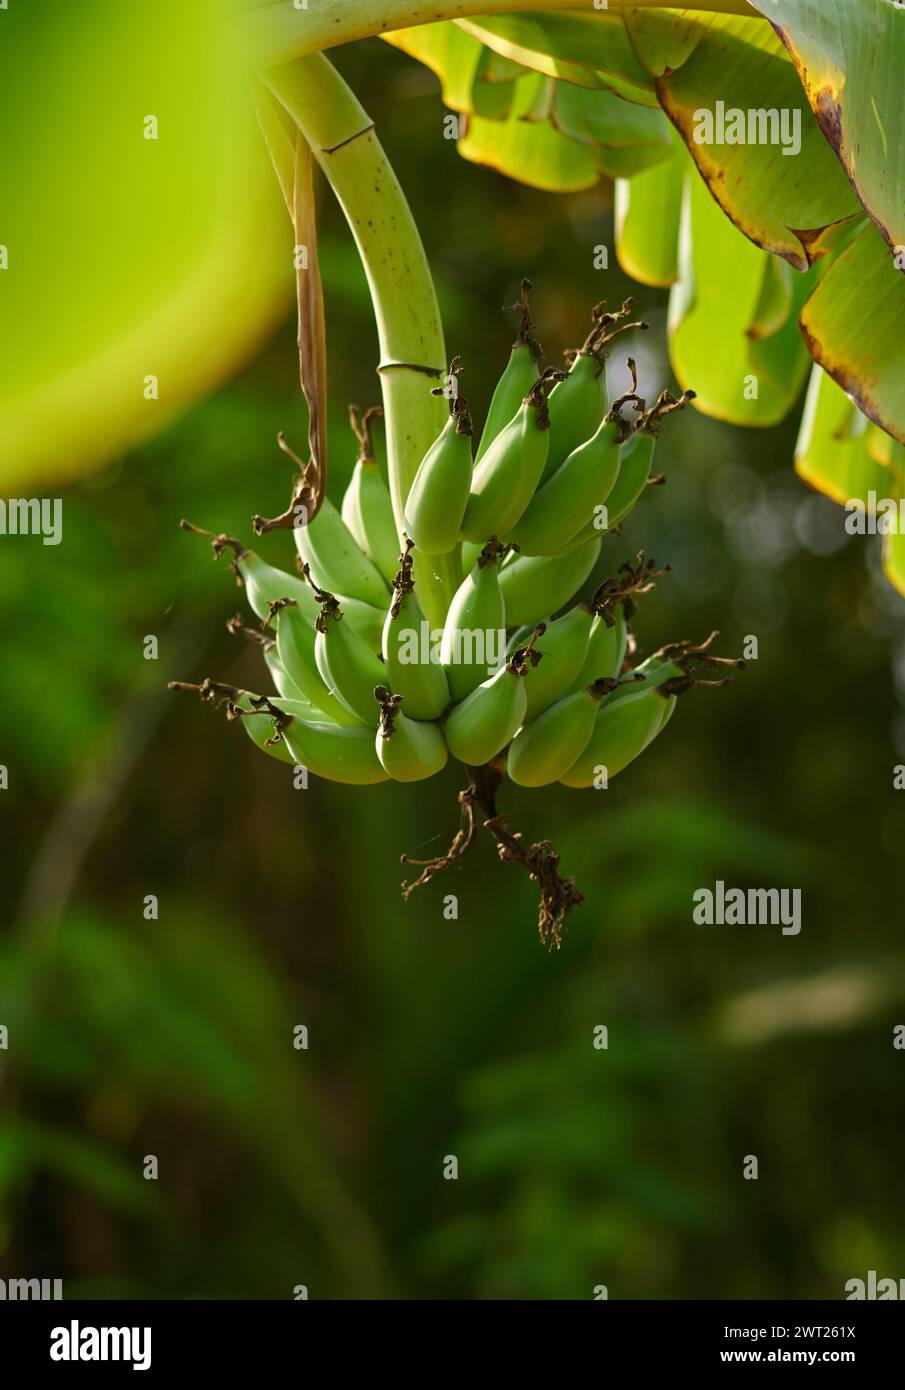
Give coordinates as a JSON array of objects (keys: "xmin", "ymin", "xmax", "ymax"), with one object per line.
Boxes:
[
  {"xmin": 251, "ymin": 0, "xmax": 760, "ymax": 67},
  {"xmin": 263, "ymin": 54, "xmax": 460, "ymax": 621}
]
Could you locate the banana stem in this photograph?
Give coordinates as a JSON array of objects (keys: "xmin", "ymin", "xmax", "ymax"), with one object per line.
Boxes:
[
  {"xmin": 263, "ymin": 54, "xmax": 461, "ymax": 609},
  {"xmin": 250, "ymin": 0, "xmax": 759, "ymax": 67}
]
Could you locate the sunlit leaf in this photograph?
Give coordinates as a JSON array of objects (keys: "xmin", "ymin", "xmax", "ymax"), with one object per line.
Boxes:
[
  {"xmin": 750, "ymin": 0, "xmax": 905, "ymax": 256},
  {"xmin": 656, "ymin": 15, "xmax": 860, "ymax": 269},
  {"xmin": 622, "ymin": 8, "xmax": 708, "ymax": 76},
  {"xmin": 615, "ymin": 137, "xmax": 685, "ymax": 288},
  {"xmin": 459, "ymin": 74, "xmax": 599, "ymax": 193},
  {"xmin": 668, "ymin": 172, "xmax": 813, "ymax": 426},
  {"xmin": 793, "ymin": 365, "xmax": 896, "ymax": 507},
  {"xmin": 799, "ymin": 223, "xmax": 905, "ymax": 445},
  {"xmin": 382, "ymin": 21, "xmax": 489, "ymax": 113},
  {"xmin": 457, "ymin": 13, "xmax": 656, "ymax": 102}
]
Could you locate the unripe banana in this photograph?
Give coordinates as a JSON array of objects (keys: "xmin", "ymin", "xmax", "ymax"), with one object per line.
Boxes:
[
  {"xmin": 306, "ymin": 575, "xmax": 388, "ymax": 727},
  {"xmin": 263, "ymin": 641, "xmax": 306, "ymax": 703},
  {"xmin": 460, "ymin": 369, "xmax": 565, "ymax": 543},
  {"xmin": 234, "ymin": 547, "xmax": 321, "ymax": 625},
  {"xmin": 374, "ymin": 686, "xmax": 448, "ymax": 783},
  {"xmin": 565, "ymin": 389, "xmax": 695, "ymax": 544},
  {"xmin": 234, "ymin": 542, "xmax": 384, "ymax": 652},
  {"xmin": 272, "ymin": 600, "xmax": 362, "ymax": 726},
  {"xmin": 512, "ymin": 363, "xmax": 645, "ymax": 556},
  {"xmin": 565, "ymin": 553, "xmax": 664, "ymax": 694},
  {"xmin": 382, "ymin": 543, "xmax": 450, "ymax": 720},
  {"xmin": 543, "ymin": 299, "xmax": 647, "ymax": 483},
  {"xmin": 444, "ymin": 629, "xmax": 543, "ymax": 766},
  {"xmin": 599, "ymin": 428, "xmax": 655, "ymax": 532},
  {"xmin": 559, "ymin": 678, "xmax": 678, "ymax": 787},
  {"xmin": 522, "ymin": 604, "xmax": 594, "ymax": 719},
  {"xmin": 234, "ymin": 690, "xmax": 299, "ymax": 765},
  {"xmin": 404, "ymin": 360, "xmax": 474, "ymax": 555},
  {"xmin": 294, "ymin": 493, "xmax": 390, "ymax": 608},
  {"xmin": 507, "ymin": 680, "xmax": 615, "ymax": 787},
  {"xmin": 560, "ymin": 633, "xmax": 743, "ymax": 786},
  {"xmin": 411, "ymin": 546, "xmax": 460, "ymax": 632},
  {"xmin": 475, "ymin": 279, "xmax": 543, "ymax": 463},
  {"xmin": 498, "ymin": 535, "xmax": 601, "ymax": 628},
  {"xmin": 171, "ymin": 680, "xmax": 378, "ymax": 782},
  {"xmin": 342, "ymin": 405, "xmax": 400, "ymax": 583},
  {"xmin": 510, "ymin": 414, "xmax": 624, "ymax": 557},
  {"xmin": 192, "ymin": 541, "xmax": 354, "ymax": 725},
  {"xmin": 441, "ymin": 538, "xmax": 507, "ymax": 703},
  {"xmin": 282, "ymin": 716, "xmax": 390, "ymax": 785},
  {"xmin": 569, "ymin": 602, "xmax": 627, "ymax": 691},
  {"xmin": 459, "ymin": 540, "xmax": 481, "ymax": 574}
]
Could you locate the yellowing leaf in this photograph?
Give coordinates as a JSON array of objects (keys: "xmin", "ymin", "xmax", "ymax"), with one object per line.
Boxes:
[
  {"xmin": 750, "ymin": 0, "xmax": 905, "ymax": 256},
  {"xmin": 668, "ymin": 172, "xmax": 813, "ymax": 426},
  {"xmin": 799, "ymin": 224, "xmax": 905, "ymax": 444},
  {"xmin": 656, "ymin": 15, "xmax": 861, "ymax": 269}
]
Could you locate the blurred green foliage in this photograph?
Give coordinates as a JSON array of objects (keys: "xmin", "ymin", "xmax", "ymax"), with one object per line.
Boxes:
[{"xmin": 2, "ymin": 39, "xmax": 905, "ymax": 1301}]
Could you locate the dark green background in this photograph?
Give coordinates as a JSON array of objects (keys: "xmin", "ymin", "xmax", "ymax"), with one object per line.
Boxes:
[{"xmin": 2, "ymin": 40, "xmax": 904, "ymax": 1300}]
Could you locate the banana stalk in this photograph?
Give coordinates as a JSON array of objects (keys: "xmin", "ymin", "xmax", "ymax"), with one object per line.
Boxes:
[
  {"xmin": 249, "ymin": 1, "xmax": 758, "ymax": 67},
  {"xmin": 260, "ymin": 55, "xmax": 460, "ymax": 618}
]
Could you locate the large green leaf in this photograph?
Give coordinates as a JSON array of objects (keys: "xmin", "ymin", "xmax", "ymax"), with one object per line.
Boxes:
[
  {"xmin": 459, "ymin": 73, "xmax": 600, "ymax": 192},
  {"xmin": 799, "ymin": 223, "xmax": 905, "ymax": 444},
  {"xmin": 794, "ymin": 364, "xmax": 897, "ymax": 506},
  {"xmin": 622, "ymin": 8, "xmax": 709, "ymax": 76},
  {"xmin": 750, "ymin": 0, "xmax": 905, "ymax": 256},
  {"xmin": 457, "ymin": 13, "xmax": 657, "ymax": 103},
  {"xmin": 655, "ymin": 15, "xmax": 861, "ymax": 269},
  {"xmin": 383, "ymin": 21, "xmax": 516, "ymax": 117},
  {"xmin": 552, "ymin": 83, "xmax": 674, "ymax": 178},
  {"xmin": 615, "ymin": 136, "xmax": 685, "ymax": 287},
  {"xmin": 669, "ymin": 171, "xmax": 814, "ymax": 426},
  {"xmin": 0, "ymin": 0, "xmax": 287, "ymax": 489}
]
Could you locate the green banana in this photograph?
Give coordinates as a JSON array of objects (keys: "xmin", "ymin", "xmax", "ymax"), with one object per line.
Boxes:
[
  {"xmin": 374, "ymin": 685, "xmax": 448, "ymax": 783},
  {"xmin": 511, "ymin": 363, "xmax": 645, "ymax": 555},
  {"xmin": 498, "ymin": 536, "xmax": 601, "ymax": 629},
  {"xmin": 272, "ymin": 599, "xmax": 362, "ymax": 726},
  {"xmin": 404, "ymin": 360, "xmax": 474, "ymax": 555},
  {"xmin": 569, "ymin": 602, "xmax": 628, "ymax": 692},
  {"xmin": 441, "ymin": 538, "xmax": 508, "ymax": 703},
  {"xmin": 234, "ymin": 690, "xmax": 298, "ymax": 765},
  {"xmin": 262, "ymin": 639, "xmax": 307, "ymax": 703},
  {"xmin": 410, "ymin": 546, "xmax": 460, "ymax": 632},
  {"xmin": 561, "ymin": 389, "xmax": 696, "ymax": 549},
  {"xmin": 508, "ymin": 679, "xmax": 616, "ymax": 787},
  {"xmin": 341, "ymin": 405, "xmax": 400, "ymax": 583},
  {"xmin": 566, "ymin": 553, "xmax": 664, "ymax": 695},
  {"xmin": 459, "ymin": 540, "xmax": 481, "ymax": 575},
  {"xmin": 560, "ymin": 634, "xmax": 743, "ymax": 787},
  {"xmin": 475, "ymin": 279, "xmax": 543, "ymax": 462},
  {"xmin": 178, "ymin": 529, "xmax": 359, "ymax": 724},
  {"xmin": 519, "ymin": 553, "xmax": 662, "ymax": 717},
  {"xmin": 234, "ymin": 546, "xmax": 320, "ymax": 625},
  {"xmin": 294, "ymin": 493, "xmax": 390, "ymax": 608},
  {"xmin": 382, "ymin": 542, "xmax": 450, "ymax": 721},
  {"xmin": 522, "ymin": 605, "xmax": 593, "ymax": 719},
  {"xmin": 236, "ymin": 542, "xmax": 384, "ymax": 652},
  {"xmin": 282, "ymin": 716, "xmax": 389, "ymax": 786},
  {"xmin": 543, "ymin": 298, "xmax": 646, "ymax": 483},
  {"xmin": 307, "ymin": 575, "xmax": 388, "ymax": 728},
  {"xmin": 559, "ymin": 677, "xmax": 678, "ymax": 788},
  {"xmin": 460, "ymin": 369, "xmax": 565, "ymax": 544},
  {"xmin": 444, "ymin": 629, "xmax": 543, "ymax": 766}
]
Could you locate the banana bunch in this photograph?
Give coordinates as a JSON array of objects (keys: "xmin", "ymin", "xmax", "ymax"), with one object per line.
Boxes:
[{"xmin": 175, "ymin": 289, "xmax": 741, "ymax": 801}]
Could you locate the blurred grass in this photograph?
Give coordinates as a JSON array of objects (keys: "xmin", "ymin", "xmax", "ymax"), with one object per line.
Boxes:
[{"xmin": 2, "ymin": 36, "xmax": 905, "ymax": 1301}]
